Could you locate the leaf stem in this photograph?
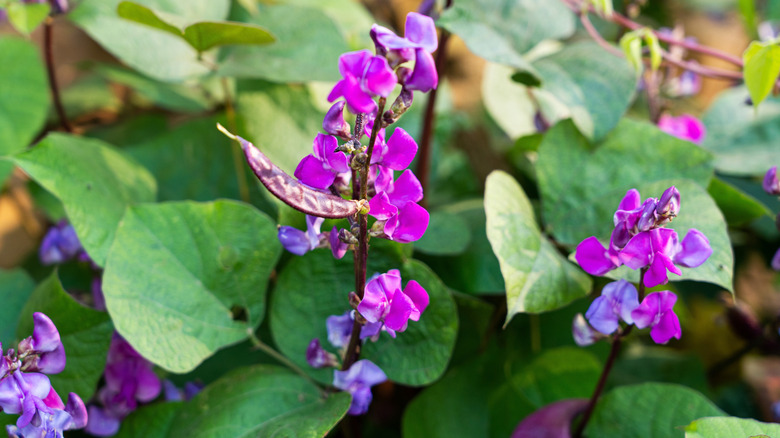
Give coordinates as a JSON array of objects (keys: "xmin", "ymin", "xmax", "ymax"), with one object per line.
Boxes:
[
  {"xmin": 248, "ymin": 331, "xmax": 321, "ymax": 390},
  {"xmin": 342, "ymin": 98, "xmax": 386, "ymax": 371},
  {"xmin": 220, "ymin": 77, "xmax": 251, "ymax": 203},
  {"xmin": 43, "ymin": 17, "xmax": 72, "ymax": 133}
]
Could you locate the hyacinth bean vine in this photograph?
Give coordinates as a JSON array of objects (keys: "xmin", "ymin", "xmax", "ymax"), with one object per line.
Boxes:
[{"xmin": 4, "ymin": 0, "xmax": 780, "ymax": 436}]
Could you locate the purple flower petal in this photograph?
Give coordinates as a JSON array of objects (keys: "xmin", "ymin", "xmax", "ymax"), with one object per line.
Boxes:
[
  {"xmin": 323, "ymin": 100, "xmax": 351, "ymax": 139},
  {"xmin": 134, "ymin": 366, "xmax": 161, "ymax": 402},
  {"xmin": 37, "ymin": 343, "xmax": 66, "ymax": 375},
  {"xmin": 358, "ymin": 277, "xmax": 389, "ymax": 323},
  {"xmin": 403, "ymin": 280, "xmax": 429, "ymax": 321},
  {"xmin": 65, "ymin": 393, "xmax": 88, "ymax": 429},
  {"xmin": 387, "ymin": 170, "xmax": 424, "ymax": 205},
  {"xmin": 385, "ymin": 202, "xmax": 429, "ymax": 243},
  {"xmin": 314, "ymin": 134, "xmax": 349, "ymax": 174},
  {"xmin": 381, "ymin": 128, "xmax": 418, "ymax": 170},
  {"xmin": 278, "ymin": 226, "xmax": 312, "ymax": 256},
  {"xmin": 772, "ymin": 247, "xmax": 780, "ymax": 271},
  {"xmin": 329, "ymin": 226, "xmax": 348, "ymax": 259},
  {"xmin": 32, "ymin": 313, "xmax": 61, "ymax": 353},
  {"xmin": 650, "ymin": 309, "xmax": 682, "ymax": 344},
  {"xmin": 306, "ymin": 339, "xmax": 339, "ymax": 368},
  {"xmin": 511, "ymin": 398, "xmax": 589, "ymax": 438},
  {"xmin": 294, "ymin": 154, "xmax": 336, "ymax": 190},
  {"xmin": 656, "ymin": 186, "xmax": 680, "ymax": 219},
  {"xmin": 363, "ymin": 56, "xmax": 397, "ymax": 98},
  {"xmin": 764, "ymin": 166, "xmax": 780, "ymax": 195},
  {"xmin": 84, "ymin": 406, "xmax": 121, "ymax": 437},
  {"xmin": 326, "ymin": 312, "xmax": 354, "ymax": 348},
  {"xmin": 384, "ymin": 291, "xmax": 414, "ymax": 332},
  {"xmin": 616, "ymin": 189, "xmax": 641, "ymax": 214},
  {"xmin": 305, "ymin": 215, "xmax": 324, "ymax": 248},
  {"xmin": 673, "ymin": 229, "xmax": 712, "ymax": 268},
  {"xmin": 338, "ymin": 50, "xmax": 372, "ymax": 77},
  {"xmin": 404, "ymin": 12, "xmax": 438, "ymax": 52},
  {"xmin": 572, "ymin": 314, "xmax": 599, "ymax": 346},
  {"xmin": 368, "ymin": 192, "xmax": 399, "ymax": 221},
  {"xmin": 575, "ymin": 236, "xmax": 619, "ymax": 276},
  {"xmin": 657, "ymin": 114, "xmax": 706, "ymax": 144},
  {"xmin": 405, "ymin": 48, "xmax": 438, "ymax": 92},
  {"xmin": 347, "ymin": 385, "xmax": 373, "ymax": 415},
  {"xmin": 585, "ymin": 295, "xmax": 619, "ymax": 335},
  {"xmin": 619, "ymin": 231, "xmax": 652, "ymax": 269}
]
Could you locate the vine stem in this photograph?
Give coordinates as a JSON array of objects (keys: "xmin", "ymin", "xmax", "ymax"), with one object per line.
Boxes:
[
  {"xmin": 416, "ymin": 0, "xmax": 453, "ymax": 208},
  {"xmin": 220, "ymin": 77, "xmax": 251, "ymax": 203},
  {"xmin": 247, "ymin": 331, "xmax": 322, "ymax": 391},
  {"xmin": 573, "ymin": 268, "xmax": 647, "ymax": 438},
  {"xmin": 342, "ymin": 98, "xmax": 387, "ymax": 371},
  {"xmin": 43, "ymin": 17, "xmax": 72, "ymax": 133}
]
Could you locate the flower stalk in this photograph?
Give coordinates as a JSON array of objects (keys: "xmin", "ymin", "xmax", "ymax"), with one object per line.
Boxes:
[{"xmin": 43, "ymin": 17, "xmax": 72, "ymax": 133}]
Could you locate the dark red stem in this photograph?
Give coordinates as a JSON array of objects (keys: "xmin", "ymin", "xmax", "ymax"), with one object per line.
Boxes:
[{"xmin": 43, "ymin": 17, "xmax": 72, "ymax": 133}]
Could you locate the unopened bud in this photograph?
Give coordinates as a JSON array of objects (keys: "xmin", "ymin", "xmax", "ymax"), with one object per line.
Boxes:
[
  {"xmin": 533, "ymin": 111, "xmax": 549, "ymax": 133},
  {"xmin": 384, "ymin": 87, "xmax": 414, "ymax": 126},
  {"xmin": 573, "ymin": 314, "xmax": 603, "ymax": 346},
  {"xmin": 339, "ymin": 228, "xmax": 358, "ymax": 245},
  {"xmin": 349, "ymin": 291, "xmax": 361, "ymax": 309},
  {"xmin": 636, "ymin": 199, "xmax": 658, "ymax": 232},
  {"xmin": 655, "ymin": 186, "xmax": 680, "ymax": 222},
  {"xmin": 323, "ymin": 101, "xmax": 352, "ymax": 139},
  {"xmin": 764, "ymin": 166, "xmax": 780, "ymax": 195}
]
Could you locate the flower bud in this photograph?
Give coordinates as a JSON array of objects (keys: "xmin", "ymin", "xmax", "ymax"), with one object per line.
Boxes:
[
  {"xmin": 572, "ymin": 314, "xmax": 602, "ymax": 346},
  {"xmin": 764, "ymin": 166, "xmax": 780, "ymax": 195},
  {"xmin": 772, "ymin": 247, "xmax": 780, "ymax": 271},
  {"xmin": 323, "ymin": 101, "xmax": 351, "ymax": 139},
  {"xmin": 534, "ymin": 111, "xmax": 549, "ymax": 133},
  {"xmin": 306, "ymin": 339, "xmax": 339, "ymax": 369},
  {"xmin": 636, "ymin": 198, "xmax": 658, "ymax": 232},
  {"xmin": 383, "ymin": 88, "xmax": 414, "ymax": 126},
  {"xmin": 655, "ymin": 185, "xmax": 680, "ymax": 222}
]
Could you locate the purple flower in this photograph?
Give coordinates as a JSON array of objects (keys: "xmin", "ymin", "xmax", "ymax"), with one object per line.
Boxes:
[
  {"xmin": 357, "ymin": 269, "xmax": 429, "ymax": 333},
  {"xmin": 764, "ymin": 166, "xmax": 780, "ymax": 195},
  {"xmin": 17, "ymin": 313, "xmax": 66, "ymax": 375},
  {"xmin": 84, "ymin": 405, "xmax": 119, "ymax": 437},
  {"xmin": 370, "ymin": 127, "xmax": 418, "ymax": 171},
  {"xmin": 294, "ymin": 134, "xmax": 350, "ymax": 190},
  {"xmin": 39, "ymin": 221, "xmax": 82, "ymax": 265},
  {"xmin": 333, "ymin": 360, "xmax": 387, "ymax": 415},
  {"xmin": 657, "ymin": 114, "xmax": 706, "ymax": 144},
  {"xmin": 92, "ymin": 277, "xmax": 106, "ymax": 312},
  {"xmin": 572, "ymin": 313, "xmax": 604, "ymax": 346},
  {"xmin": 323, "ymin": 101, "xmax": 351, "ymax": 139},
  {"xmin": 162, "ymin": 380, "xmax": 203, "ymax": 402},
  {"xmin": 631, "ymin": 291, "xmax": 682, "ymax": 344},
  {"xmin": 371, "ymin": 12, "xmax": 439, "ymax": 92},
  {"xmin": 305, "ymin": 339, "xmax": 339, "ymax": 369},
  {"xmin": 277, "ymin": 215, "xmax": 324, "ymax": 256},
  {"xmin": 326, "ymin": 311, "xmax": 386, "ymax": 348},
  {"xmin": 772, "ymin": 248, "xmax": 780, "ymax": 271},
  {"xmin": 619, "ymin": 228, "xmax": 712, "ymax": 288},
  {"xmin": 585, "ymin": 280, "xmax": 640, "ymax": 335},
  {"xmin": 0, "ymin": 371, "xmax": 52, "ymax": 428},
  {"xmin": 369, "ymin": 170, "xmax": 429, "ymax": 243},
  {"xmin": 328, "ymin": 226, "xmax": 348, "ymax": 259},
  {"xmin": 666, "ymin": 68, "xmax": 701, "ymax": 97},
  {"xmin": 328, "ymin": 50, "xmax": 397, "ymax": 114}
]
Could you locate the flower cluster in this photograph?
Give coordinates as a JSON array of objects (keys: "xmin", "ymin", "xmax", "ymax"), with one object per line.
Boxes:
[
  {"xmin": 575, "ymin": 186, "xmax": 712, "ymax": 288},
  {"xmin": 763, "ymin": 166, "xmax": 780, "ymax": 271},
  {"xmin": 85, "ymin": 335, "xmax": 161, "ymax": 436},
  {"xmin": 1, "ymin": 313, "xmax": 88, "ymax": 437},
  {"xmin": 277, "ymin": 215, "xmax": 348, "ymax": 259}
]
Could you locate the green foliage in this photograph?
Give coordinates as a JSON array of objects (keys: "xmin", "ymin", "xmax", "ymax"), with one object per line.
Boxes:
[
  {"xmin": 6, "ymin": 2, "xmax": 49, "ymax": 35},
  {"xmin": 17, "ymin": 272, "xmax": 113, "ymax": 400},
  {"xmin": 684, "ymin": 416, "xmax": 780, "ymax": 437},
  {"xmin": 438, "ymin": 0, "xmax": 575, "ymax": 74},
  {"xmin": 743, "ymin": 41, "xmax": 780, "ymax": 109},
  {"xmin": 586, "ymin": 383, "xmax": 726, "ymax": 438},
  {"xmin": 414, "ymin": 211, "xmax": 472, "ymax": 256},
  {"xmin": 115, "ymin": 402, "xmax": 182, "ymax": 438},
  {"xmin": 485, "ymin": 171, "xmax": 591, "ymax": 323},
  {"xmin": 620, "ymin": 28, "xmax": 662, "ymax": 73},
  {"xmin": 702, "ymin": 85, "xmax": 780, "ymax": 176},
  {"xmin": 117, "ymin": 1, "xmax": 274, "ymax": 53},
  {"xmin": 12, "ymin": 134, "xmax": 157, "ymax": 267},
  {"xmin": 707, "ymin": 178, "xmax": 772, "ymax": 226},
  {"xmin": 0, "ymin": 269, "xmax": 35, "ymax": 345},
  {"xmin": 270, "ymin": 250, "xmax": 458, "ymax": 386},
  {"xmin": 219, "ymin": 4, "xmax": 348, "ymax": 82},
  {"xmin": 167, "ymin": 365, "xmax": 350, "ymax": 437},
  {"xmin": 0, "ymin": 37, "xmax": 49, "ymax": 179},
  {"xmin": 102, "ymin": 200, "xmax": 280, "ymax": 373}
]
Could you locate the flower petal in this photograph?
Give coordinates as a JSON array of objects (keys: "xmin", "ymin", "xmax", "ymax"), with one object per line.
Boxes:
[
  {"xmin": 405, "ymin": 48, "xmax": 438, "ymax": 92},
  {"xmin": 575, "ymin": 236, "xmax": 619, "ymax": 276},
  {"xmin": 388, "ymin": 169, "xmax": 423, "ymax": 205},
  {"xmin": 403, "ymin": 280, "xmax": 429, "ymax": 320},
  {"xmin": 386, "ymin": 202, "xmax": 429, "ymax": 243},
  {"xmin": 382, "ymin": 128, "xmax": 418, "ymax": 170},
  {"xmin": 405, "ymin": 12, "xmax": 438, "ymax": 52},
  {"xmin": 294, "ymin": 154, "xmax": 336, "ymax": 190},
  {"xmin": 673, "ymin": 229, "xmax": 712, "ymax": 268},
  {"xmin": 619, "ymin": 231, "xmax": 653, "ymax": 269}
]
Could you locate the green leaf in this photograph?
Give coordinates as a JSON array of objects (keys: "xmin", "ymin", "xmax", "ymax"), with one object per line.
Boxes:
[
  {"xmin": 708, "ymin": 177, "xmax": 772, "ymax": 226},
  {"xmin": 701, "ymin": 85, "xmax": 780, "ymax": 176},
  {"xmin": 7, "ymin": 2, "xmax": 50, "ymax": 35},
  {"xmin": 281, "ymin": 0, "xmax": 374, "ymax": 49},
  {"xmin": 534, "ymin": 41, "xmax": 637, "ymax": 140},
  {"xmin": 438, "ymin": 0, "xmax": 575, "ymax": 73},
  {"xmin": 17, "ymin": 272, "xmax": 113, "ymax": 400},
  {"xmin": 585, "ymin": 383, "xmax": 725, "ymax": 438},
  {"xmin": 620, "ymin": 32, "xmax": 643, "ymax": 73},
  {"xmin": 168, "ymin": 365, "xmax": 350, "ymax": 438},
  {"xmin": 0, "ymin": 269, "xmax": 35, "ymax": 345},
  {"xmin": 684, "ymin": 416, "xmax": 780, "ymax": 437},
  {"xmin": 236, "ymin": 80, "xmax": 325, "ymax": 175},
  {"xmin": 414, "ymin": 211, "xmax": 472, "ymax": 256},
  {"xmin": 116, "ymin": 1, "xmax": 182, "ymax": 37},
  {"xmin": 537, "ymin": 118, "xmax": 713, "ymax": 246},
  {"xmin": 485, "ymin": 171, "xmax": 591, "ymax": 322},
  {"xmin": 70, "ymin": 0, "xmax": 229, "ymax": 82},
  {"xmin": 218, "ymin": 4, "xmax": 348, "ymax": 82},
  {"xmin": 12, "ymin": 133, "xmax": 157, "ymax": 267},
  {"xmin": 102, "ymin": 200, "xmax": 280, "ymax": 373},
  {"xmin": 270, "ymin": 251, "xmax": 458, "ymax": 386},
  {"xmin": 182, "ymin": 21, "xmax": 274, "ymax": 52},
  {"xmin": 115, "ymin": 402, "xmax": 182, "ymax": 438},
  {"xmin": 0, "ymin": 37, "xmax": 49, "ymax": 160},
  {"xmin": 743, "ymin": 41, "xmax": 780, "ymax": 109},
  {"xmin": 644, "ymin": 30, "xmax": 662, "ymax": 72}
]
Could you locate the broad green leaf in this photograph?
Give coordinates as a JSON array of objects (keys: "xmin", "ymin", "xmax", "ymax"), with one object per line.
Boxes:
[
  {"xmin": 537, "ymin": 119, "xmax": 713, "ymax": 245},
  {"xmin": 92, "ymin": 63, "xmax": 212, "ymax": 112},
  {"xmin": 485, "ymin": 171, "xmax": 591, "ymax": 322},
  {"xmin": 438, "ymin": 0, "xmax": 575, "ymax": 74},
  {"xmin": 743, "ymin": 41, "xmax": 780, "ymax": 109},
  {"xmin": 610, "ymin": 348, "xmax": 709, "ymax": 394},
  {"xmin": 0, "ymin": 269, "xmax": 35, "ymax": 345},
  {"xmin": 585, "ymin": 383, "xmax": 725, "ymax": 438},
  {"xmin": 12, "ymin": 134, "xmax": 157, "ymax": 267},
  {"xmin": 17, "ymin": 272, "xmax": 113, "ymax": 400},
  {"xmin": 218, "ymin": 4, "xmax": 347, "ymax": 82},
  {"xmin": 168, "ymin": 365, "xmax": 350, "ymax": 438},
  {"xmin": 701, "ymin": 85, "xmax": 780, "ymax": 176},
  {"xmin": 102, "ymin": 200, "xmax": 280, "ymax": 373},
  {"xmin": 117, "ymin": 2, "xmax": 275, "ymax": 52},
  {"xmin": 270, "ymin": 251, "xmax": 458, "ymax": 386},
  {"xmin": 7, "ymin": 2, "xmax": 50, "ymax": 35},
  {"xmin": 236, "ymin": 80, "xmax": 325, "ymax": 174},
  {"xmin": 70, "ymin": 0, "xmax": 229, "ymax": 81},
  {"xmin": 708, "ymin": 177, "xmax": 772, "ymax": 226},
  {"xmin": 684, "ymin": 416, "xmax": 780, "ymax": 437},
  {"xmin": 0, "ymin": 37, "xmax": 49, "ymax": 160},
  {"xmin": 115, "ymin": 402, "xmax": 182, "ymax": 438},
  {"xmin": 282, "ymin": 0, "xmax": 374, "ymax": 49},
  {"xmin": 534, "ymin": 41, "xmax": 637, "ymax": 140},
  {"xmin": 414, "ymin": 211, "xmax": 472, "ymax": 256}
]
